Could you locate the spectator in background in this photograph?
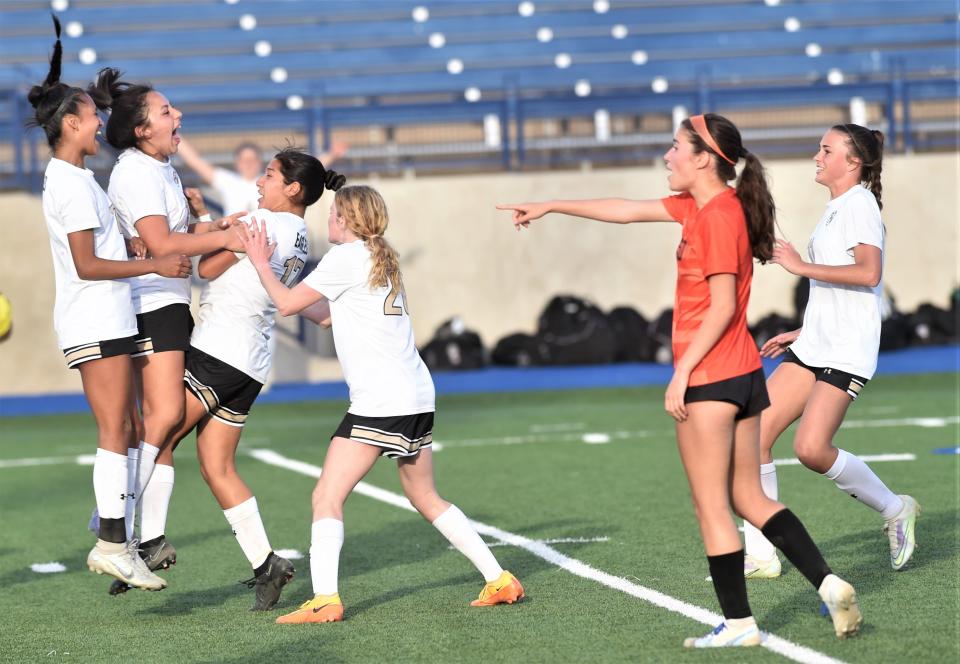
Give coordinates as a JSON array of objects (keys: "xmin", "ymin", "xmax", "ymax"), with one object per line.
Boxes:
[{"xmin": 178, "ymin": 137, "xmax": 348, "ymax": 214}]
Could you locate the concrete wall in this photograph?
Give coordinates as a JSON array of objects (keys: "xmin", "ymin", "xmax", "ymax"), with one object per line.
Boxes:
[{"xmin": 2, "ymin": 152, "xmax": 956, "ymax": 395}]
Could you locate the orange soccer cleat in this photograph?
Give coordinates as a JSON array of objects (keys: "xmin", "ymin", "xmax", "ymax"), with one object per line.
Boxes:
[
  {"xmin": 470, "ymin": 571, "xmax": 525, "ymax": 607},
  {"xmin": 275, "ymin": 593, "xmax": 344, "ymax": 624}
]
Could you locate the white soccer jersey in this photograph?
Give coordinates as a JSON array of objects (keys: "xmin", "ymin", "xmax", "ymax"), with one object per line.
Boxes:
[
  {"xmin": 302, "ymin": 241, "xmax": 435, "ymax": 417},
  {"xmin": 212, "ymin": 167, "xmax": 259, "ymax": 215},
  {"xmin": 191, "ymin": 210, "xmax": 308, "ymax": 383},
  {"xmin": 41, "ymin": 158, "xmax": 137, "ymax": 349},
  {"xmin": 108, "ymin": 148, "xmax": 190, "ymax": 314},
  {"xmin": 790, "ymin": 184, "xmax": 885, "ymax": 379}
]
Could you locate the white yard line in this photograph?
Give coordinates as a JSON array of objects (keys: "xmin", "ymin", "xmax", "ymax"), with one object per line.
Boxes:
[
  {"xmin": 434, "ymin": 415, "xmax": 958, "ymax": 450},
  {"xmin": 0, "ymin": 454, "xmax": 94, "ymax": 469},
  {"xmin": 247, "ymin": 448, "xmax": 847, "ymax": 664},
  {"xmin": 774, "ymin": 453, "xmax": 916, "ymax": 466},
  {"xmin": 457, "ymin": 536, "xmax": 611, "ymax": 549}
]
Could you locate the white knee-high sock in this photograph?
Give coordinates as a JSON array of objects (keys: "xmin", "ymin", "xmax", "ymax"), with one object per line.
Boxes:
[
  {"xmin": 93, "ymin": 448, "xmax": 128, "ymax": 521},
  {"xmin": 140, "ymin": 463, "xmax": 174, "ymax": 542},
  {"xmin": 310, "ymin": 518, "xmax": 344, "ymax": 596},
  {"xmin": 223, "ymin": 497, "xmax": 272, "ymax": 570},
  {"xmin": 824, "ymin": 449, "xmax": 904, "ymax": 519},
  {"xmin": 744, "ymin": 463, "xmax": 779, "ymax": 560},
  {"xmin": 432, "ymin": 505, "xmax": 503, "ymax": 582},
  {"xmin": 124, "ymin": 447, "xmax": 140, "ymax": 541},
  {"xmin": 135, "ymin": 442, "xmax": 161, "ymax": 505}
]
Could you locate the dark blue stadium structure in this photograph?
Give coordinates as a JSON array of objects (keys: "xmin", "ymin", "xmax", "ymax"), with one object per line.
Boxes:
[{"xmin": 1, "ymin": 0, "xmax": 956, "ymax": 187}]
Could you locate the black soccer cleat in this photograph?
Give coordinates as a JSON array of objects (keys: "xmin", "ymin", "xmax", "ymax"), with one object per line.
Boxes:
[
  {"xmin": 241, "ymin": 552, "xmax": 295, "ymax": 611},
  {"xmin": 140, "ymin": 536, "xmax": 177, "ymax": 571},
  {"xmin": 108, "ymin": 536, "xmax": 177, "ymax": 596}
]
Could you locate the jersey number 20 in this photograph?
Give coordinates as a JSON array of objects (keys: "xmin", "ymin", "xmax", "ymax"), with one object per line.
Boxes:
[{"xmin": 383, "ymin": 280, "xmax": 407, "ymax": 316}]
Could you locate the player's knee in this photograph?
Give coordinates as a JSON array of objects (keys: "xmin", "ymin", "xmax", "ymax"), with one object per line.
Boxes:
[
  {"xmin": 311, "ymin": 483, "xmax": 342, "ymax": 515},
  {"xmin": 144, "ymin": 404, "xmax": 185, "ymax": 437},
  {"xmin": 404, "ymin": 487, "xmax": 440, "ymax": 515},
  {"xmin": 793, "ymin": 434, "xmax": 828, "ymax": 469}
]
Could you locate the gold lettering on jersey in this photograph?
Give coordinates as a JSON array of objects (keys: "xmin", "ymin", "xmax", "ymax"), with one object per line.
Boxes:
[{"xmin": 383, "ymin": 279, "xmax": 407, "ymax": 316}]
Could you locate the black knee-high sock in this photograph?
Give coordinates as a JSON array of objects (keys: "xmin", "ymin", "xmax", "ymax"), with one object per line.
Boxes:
[
  {"xmin": 707, "ymin": 550, "xmax": 752, "ymax": 619},
  {"xmin": 761, "ymin": 509, "xmax": 832, "ymax": 589}
]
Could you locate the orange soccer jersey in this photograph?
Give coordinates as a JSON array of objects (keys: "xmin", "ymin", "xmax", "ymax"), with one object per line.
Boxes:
[{"xmin": 661, "ymin": 189, "xmax": 762, "ymax": 387}]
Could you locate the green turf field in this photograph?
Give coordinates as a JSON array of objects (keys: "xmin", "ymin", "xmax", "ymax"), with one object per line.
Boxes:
[{"xmin": 1, "ymin": 372, "xmax": 957, "ymax": 663}]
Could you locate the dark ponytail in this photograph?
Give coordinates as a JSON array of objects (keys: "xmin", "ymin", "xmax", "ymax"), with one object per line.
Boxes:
[
  {"xmin": 274, "ymin": 147, "xmax": 345, "ymax": 207},
  {"xmin": 832, "ymin": 124, "xmax": 884, "ymax": 210},
  {"xmin": 86, "ymin": 67, "xmax": 153, "ymax": 151},
  {"xmin": 681, "ymin": 113, "xmax": 775, "ymax": 263},
  {"xmin": 27, "ymin": 15, "xmax": 88, "ymax": 148}
]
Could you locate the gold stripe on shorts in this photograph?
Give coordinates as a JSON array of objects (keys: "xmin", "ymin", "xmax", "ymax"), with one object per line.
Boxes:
[
  {"xmin": 184, "ymin": 370, "xmax": 220, "ymax": 414},
  {"xmin": 350, "ymin": 426, "xmax": 432, "ymax": 453},
  {"xmin": 64, "ymin": 344, "xmax": 103, "ymax": 366}
]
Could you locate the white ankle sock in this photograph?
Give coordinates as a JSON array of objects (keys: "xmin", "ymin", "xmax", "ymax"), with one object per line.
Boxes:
[
  {"xmin": 310, "ymin": 518, "xmax": 344, "ymax": 596},
  {"xmin": 223, "ymin": 496, "xmax": 272, "ymax": 569},
  {"xmin": 93, "ymin": 448, "xmax": 128, "ymax": 520},
  {"xmin": 124, "ymin": 448, "xmax": 140, "ymax": 540},
  {"xmin": 824, "ymin": 449, "xmax": 904, "ymax": 519},
  {"xmin": 726, "ymin": 616, "xmax": 757, "ymax": 630},
  {"xmin": 744, "ymin": 463, "xmax": 779, "ymax": 560},
  {"xmin": 140, "ymin": 463, "xmax": 174, "ymax": 542},
  {"xmin": 432, "ymin": 504, "xmax": 503, "ymax": 582}
]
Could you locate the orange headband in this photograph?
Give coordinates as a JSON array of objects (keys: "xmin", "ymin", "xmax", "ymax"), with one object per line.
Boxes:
[{"xmin": 689, "ymin": 114, "xmax": 736, "ymax": 165}]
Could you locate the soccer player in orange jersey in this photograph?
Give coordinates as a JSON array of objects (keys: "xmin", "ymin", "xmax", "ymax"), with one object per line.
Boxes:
[{"xmin": 498, "ymin": 113, "xmax": 861, "ymax": 647}]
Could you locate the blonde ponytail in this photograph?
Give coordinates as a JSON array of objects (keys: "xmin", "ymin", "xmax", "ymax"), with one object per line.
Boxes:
[{"xmin": 334, "ymin": 185, "xmax": 401, "ymax": 289}]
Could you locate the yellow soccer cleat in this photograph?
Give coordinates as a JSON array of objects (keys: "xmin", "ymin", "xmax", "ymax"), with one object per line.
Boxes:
[
  {"xmin": 275, "ymin": 593, "xmax": 344, "ymax": 624},
  {"xmin": 470, "ymin": 571, "xmax": 525, "ymax": 607}
]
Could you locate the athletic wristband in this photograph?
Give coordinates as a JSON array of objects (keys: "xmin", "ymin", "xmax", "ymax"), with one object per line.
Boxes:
[{"xmin": 198, "ymin": 213, "xmax": 212, "ymax": 222}]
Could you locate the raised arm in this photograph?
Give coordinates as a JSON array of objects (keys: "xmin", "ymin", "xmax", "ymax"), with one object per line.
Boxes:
[
  {"xmin": 136, "ymin": 215, "xmax": 243, "ymax": 258},
  {"xmin": 176, "ymin": 136, "xmax": 217, "ymax": 186},
  {"xmin": 237, "ymin": 220, "xmax": 325, "ymax": 316},
  {"xmin": 496, "ymin": 198, "xmax": 674, "ymax": 229},
  {"xmin": 772, "ymin": 240, "xmax": 882, "ymax": 288},
  {"xmin": 68, "ymin": 230, "xmax": 192, "ymax": 281}
]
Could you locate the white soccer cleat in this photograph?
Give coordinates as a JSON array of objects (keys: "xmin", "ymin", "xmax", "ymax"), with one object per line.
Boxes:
[
  {"xmin": 87, "ymin": 541, "xmax": 166, "ymax": 591},
  {"xmin": 683, "ymin": 620, "xmax": 762, "ymax": 648},
  {"xmin": 744, "ymin": 554, "xmax": 782, "ymax": 579},
  {"xmin": 818, "ymin": 574, "xmax": 862, "ymax": 639},
  {"xmin": 884, "ymin": 495, "xmax": 920, "ymax": 571}
]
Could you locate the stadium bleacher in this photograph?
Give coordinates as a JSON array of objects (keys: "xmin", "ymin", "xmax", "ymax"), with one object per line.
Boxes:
[{"xmin": 1, "ymin": 0, "xmax": 956, "ymax": 185}]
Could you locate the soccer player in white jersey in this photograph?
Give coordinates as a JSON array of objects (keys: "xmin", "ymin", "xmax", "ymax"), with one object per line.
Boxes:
[
  {"xmin": 108, "ymin": 149, "xmax": 343, "ymax": 605},
  {"xmin": 86, "ymin": 68, "xmax": 244, "ymax": 583},
  {"xmin": 177, "ymin": 136, "xmax": 348, "ymax": 214},
  {"xmin": 30, "ymin": 18, "xmax": 190, "ymax": 591},
  {"xmin": 238, "ymin": 185, "xmax": 525, "ymax": 623},
  {"xmin": 742, "ymin": 124, "xmax": 919, "ymax": 576}
]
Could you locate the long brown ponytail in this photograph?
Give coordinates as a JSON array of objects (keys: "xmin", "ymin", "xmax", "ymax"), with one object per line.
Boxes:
[
  {"xmin": 334, "ymin": 185, "xmax": 401, "ymax": 290},
  {"xmin": 832, "ymin": 124, "xmax": 884, "ymax": 210},
  {"xmin": 681, "ymin": 113, "xmax": 776, "ymax": 263}
]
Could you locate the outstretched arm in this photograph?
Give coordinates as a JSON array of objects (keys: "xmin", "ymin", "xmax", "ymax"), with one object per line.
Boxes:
[
  {"xmin": 68, "ymin": 229, "xmax": 192, "ymax": 280},
  {"xmin": 771, "ymin": 240, "xmax": 881, "ymax": 288},
  {"xmin": 136, "ymin": 215, "xmax": 243, "ymax": 257},
  {"xmin": 237, "ymin": 220, "xmax": 325, "ymax": 316},
  {"xmin": 176, "ymin": 137, "xmax": 217, "ymax": 186},
  {"xmin": 496, "ymin": 198, "xmax": 674, "ymax": 229}
]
